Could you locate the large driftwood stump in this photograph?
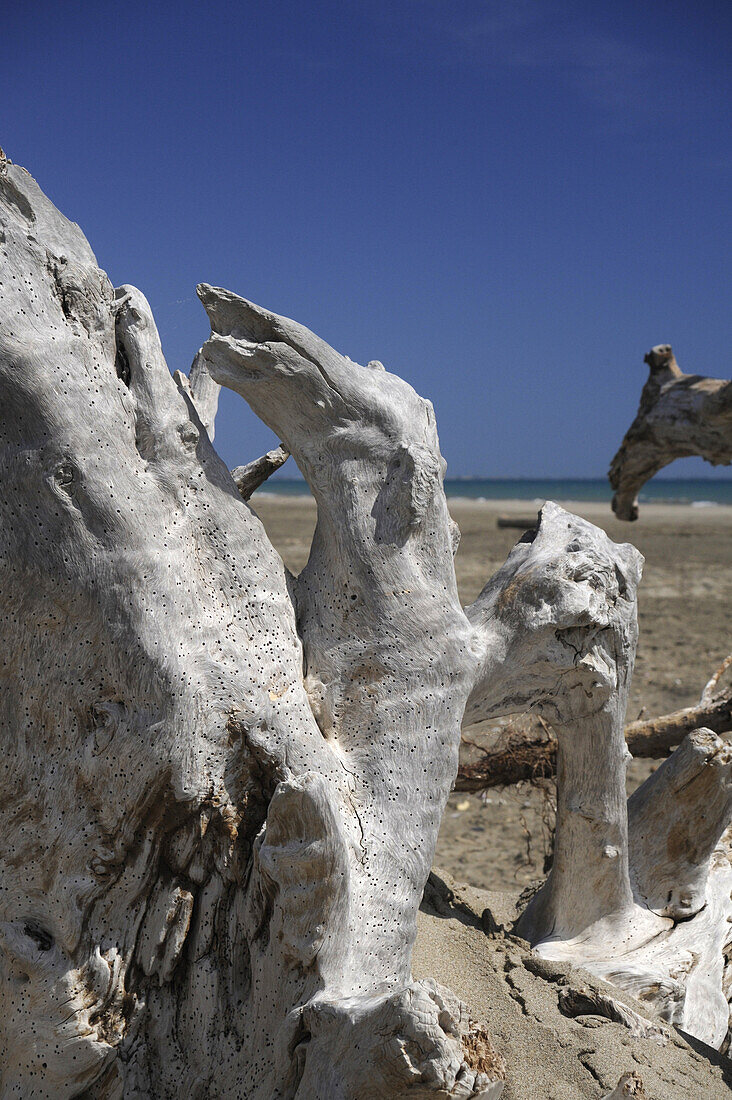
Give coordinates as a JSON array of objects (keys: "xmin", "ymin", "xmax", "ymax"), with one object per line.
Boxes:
[
  {"xmin": 0, "ymin": 161, "xmax": 499, "ymax": 1099},
  {"xmin": 609, "ymin": 343, "xmax": 732, "ymax": 520},
  {"xmin": 0, "ymin": 159, "xmax": 729, "ymax": 1096}
]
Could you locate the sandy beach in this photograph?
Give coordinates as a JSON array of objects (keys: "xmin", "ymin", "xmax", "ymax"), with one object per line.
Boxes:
[{"xmin": 252, "ymin": 493, "xmax": 732, "ymax": 895}]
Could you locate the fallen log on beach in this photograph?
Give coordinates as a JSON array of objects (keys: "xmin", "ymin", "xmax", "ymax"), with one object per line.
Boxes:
[
  {"xmin": 496, "ymin": 515, "xmax": 539, "ymax": 529},
  {"xmin": 625, "ymin": 654, "xmax": 732, "ymax": 755},
  {"xmin": 456, "ymin": 655, "xmax": 732, "ymax": 790}
]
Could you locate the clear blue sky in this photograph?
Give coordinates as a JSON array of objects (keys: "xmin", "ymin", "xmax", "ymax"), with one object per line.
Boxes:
[{"xmin": 4, "ymin": 0, "xmax": 731, "ymax": 478}]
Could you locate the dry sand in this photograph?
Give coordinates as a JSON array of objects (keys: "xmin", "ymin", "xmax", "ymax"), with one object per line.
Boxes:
[
  {"xmin": 252, "ymin": 493, "xmax": 731, "ymax": 896},
  {"xmin": 412, "ymin": 869, "xmax": 731, "ymax": 1098}
]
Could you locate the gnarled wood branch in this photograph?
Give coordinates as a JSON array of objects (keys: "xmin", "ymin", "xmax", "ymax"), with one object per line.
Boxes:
[
  {"xmin": 609, "ymin": 343, "xmax": 732, "ymax": 520},
  {"xmin": 173, "ymin": 348, "xmax": 220, "ymax": 439},
  {"xmin": 628, "ymin": 728, "xmax": 732, "ymax": 921},
  {"xmin": 455, "ymin": 657, "xmax": 732, "ymax": 789},
  {"xmin": 231, "ymin": 443, "xmax": 290, "ymax": 500}
]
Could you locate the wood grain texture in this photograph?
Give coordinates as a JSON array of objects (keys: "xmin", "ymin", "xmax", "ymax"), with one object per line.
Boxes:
[{"xmin": 0, "ymin": 161, "xmax": 501, "ymax": 1098}]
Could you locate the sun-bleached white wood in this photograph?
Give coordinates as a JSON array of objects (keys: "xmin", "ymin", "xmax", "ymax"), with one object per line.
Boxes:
[
  {"xmin": 609, "ymin": 343, "xmax": 732, "ymax": 520},
  {"xmin": 0, "ymin": 160, "xmax": 505, "ymax": 1099},
  {"xmin": 500, "ymin": 522, "xmax": 732, "ymax": 1046},
  {"xmin": 458, "ymin": 478, "xmax": 732, "ymax": 1050},
  {"xmin": 455, "ymin": 654, "xmax": 732, "ymax": 790},
  {"xmin": 517, "ymin": 712, "xmax": 732, "ymax": 1050},
  {"xmin": 466, "ymin": 504, "xmax": 649, "ymax": 949},
  {"xmin": 231, "ymin": 443, "xmax": 290, "ymax": 500},
  {"xmin": 173, "ymin": 349, "xmax": 221, "ymax": 440},
  {"xmin": 1, "ymin": 157, "xmax": 730, "ymax": 1096},
  {"xmin": 463, "ymin": 453, "xmax": 732, "ymax": 1048}
]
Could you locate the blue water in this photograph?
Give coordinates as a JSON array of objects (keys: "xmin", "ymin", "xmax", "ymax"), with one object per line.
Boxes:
[
  {"xmin": 442, "ymin": 478, "xmax": 732, "ymax": 505},
  {"xmin": 258, "ymin": 477, "xmax": 732, "ymax": 505}
]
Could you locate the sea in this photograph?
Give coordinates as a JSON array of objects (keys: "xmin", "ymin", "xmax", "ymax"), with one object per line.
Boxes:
[{"xmin": 256, "ymin": 477, "xmax": 732, "ymax": 507}]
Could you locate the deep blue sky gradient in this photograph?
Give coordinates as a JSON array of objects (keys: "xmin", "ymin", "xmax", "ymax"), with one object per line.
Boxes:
[{"xmin": 3, "ymin": 0, "xmax": 731, "ymax": 477}]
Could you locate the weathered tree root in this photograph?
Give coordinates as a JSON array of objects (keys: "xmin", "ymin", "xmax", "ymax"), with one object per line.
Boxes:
[
  {"xmin": 457, "ymin": 725, "xmax": 558, "ymax": 790},
  {"xmin": 458, "ymin": 494, "xmax": 732, "ymax": 1048},
  {"xmin": 609, "ymin": 343, "xmax": 732, "ymax": 521},
  {"xmin": 0, "ymin": 160, "xmax": 508, "ymax": 1098},
  {"xmin": 2, "ymin": 157, "xmax": 730, "ymax": 1095}
]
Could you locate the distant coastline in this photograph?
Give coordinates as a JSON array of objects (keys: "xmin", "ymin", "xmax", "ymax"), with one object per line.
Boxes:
[{"xmin": 254, "ymin": 477, "xmax": 732, "ymax": 506}]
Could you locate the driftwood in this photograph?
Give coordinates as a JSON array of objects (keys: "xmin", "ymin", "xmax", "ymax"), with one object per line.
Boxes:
[
  {"xmin": 417, "ymin": 872, "xmax": 730, "ymax": 1097},
  {"xmin": 1, "ymin": 158, "xmax": 731, "ymax": 1095},
  {"xmin": 231, "ymin": 443, "xmax": 290, "ymax": 501},
  {"xmin": 609, "ymin": 343, "xmax": 732, "ymax": 520},
  {"xmin": 495, "ymin": 516, "xmax": 537, "ymax": 530},
  {"xmin": 0, "ymin": 160, "xmax": 507, "ymax": 1098},
  {"xmin": 456, "ymin": 656, "xmax": 732, "ymax": 790},
  {"xmin": 516, "ymin": 720, "xmax": 732, "ymax": 1049}
]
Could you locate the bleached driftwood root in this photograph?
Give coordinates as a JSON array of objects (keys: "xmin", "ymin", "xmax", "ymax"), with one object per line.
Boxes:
[
  {"xmin": 0, "ymin": 160, "xmax": 511, "ymax": 1099},
  {"xmin": 461, "ymin": 497, "xmax": 732, "ymax": 1047},
  {"xmin": 458, "ymin": 511, "xmax": 732, "ymax": 1045},
  {"xmin": 455, "ymin": 654, "xmax": 732, "ymax": 789},
  {"xmin": 1, "ymin": 157, "xmax": 729, "ymax": 1095},
  {"xmin": 609, "ymin": 343, "xmax": 732, "ymax": 520},
  {"xmin": 497, "ymin": 498, "xmax": 732, "ymax": 1046},
  {"xmin": 516, "ymin": 718, "xmax": 732, "ymax": 1048}
]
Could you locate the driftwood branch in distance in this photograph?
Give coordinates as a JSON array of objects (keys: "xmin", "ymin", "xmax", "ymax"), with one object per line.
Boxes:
[
  {"xmin": 609, "ymin": 344, "xmax": 732, "ymax": 521},
  {"xmin": 456, "ymin": 657, "xmax": 732, "ymax": 791},
  {"xmin": 496, "ymin": 515, "xmax": 539, "ymax": 530}
]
